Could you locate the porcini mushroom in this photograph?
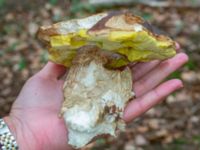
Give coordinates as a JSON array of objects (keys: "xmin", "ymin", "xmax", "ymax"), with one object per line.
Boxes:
[{"xmin": 38, "ymin": 11, "xmax": 176, "ymax": 148}]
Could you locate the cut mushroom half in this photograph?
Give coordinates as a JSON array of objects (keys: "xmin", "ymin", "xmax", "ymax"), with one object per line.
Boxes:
[{"xmin": 38, "ymin": 11, "xmax": 176, "ymax": 148}]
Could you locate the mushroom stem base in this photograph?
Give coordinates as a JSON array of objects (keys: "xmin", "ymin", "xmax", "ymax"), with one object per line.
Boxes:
[{"xmin": 60, "ymin": 47, "xmax": 134, "ymax": 148}]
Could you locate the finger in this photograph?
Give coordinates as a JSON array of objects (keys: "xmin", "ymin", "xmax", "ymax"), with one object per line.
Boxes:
[
  {"xmin": 132, "ymin": 60, "xmax": 160, "ymax": 81},
  {"xmin": 131, "ymin": 43, "xmax": 181, "ymax": 81},
  {"xmin": 175, "ymin": 42, "xmax": 181, "ymax": 52},
  {"xmin": 133, "ymin": 53, "xmax": 188, "ymax": 97},
  {"xmin": 38, "ymin": 61, "xmax": 67, "ymax": 79},
  {"xmin": 123, "ymin": 79, "xmax": 183, "ymax": 122}
]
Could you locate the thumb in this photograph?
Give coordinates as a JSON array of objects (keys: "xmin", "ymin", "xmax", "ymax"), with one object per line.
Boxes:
[{"xmin": 38, "ymin": 61, "xmax": 67, "ymax": 79}]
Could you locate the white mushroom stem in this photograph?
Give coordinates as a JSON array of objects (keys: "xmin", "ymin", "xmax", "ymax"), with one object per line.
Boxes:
[{"xmin": 60, "ymin": 47, "xmax": 134, "ymax": 148}]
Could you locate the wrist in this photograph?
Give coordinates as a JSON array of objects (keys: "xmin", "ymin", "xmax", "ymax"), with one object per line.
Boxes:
[{"xmin": 3, "ymin": 115, "xmax": 38, "ymax": 150}]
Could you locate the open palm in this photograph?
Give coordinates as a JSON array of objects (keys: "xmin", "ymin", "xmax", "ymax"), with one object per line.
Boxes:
[{"xmin": 5, "ymin": 50, "xmax": 188, "ymax": 150}]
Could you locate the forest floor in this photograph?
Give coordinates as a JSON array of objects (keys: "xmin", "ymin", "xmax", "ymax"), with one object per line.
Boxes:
[{"xmin": 0, "ymin": 0, "xmax": 200, "ymax": 149}]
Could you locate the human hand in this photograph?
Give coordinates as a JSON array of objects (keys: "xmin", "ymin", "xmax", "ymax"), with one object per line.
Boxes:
[
  {"xmin": 4, "ymin": 62, "xmax": 71, "ymax": 150},
  {"xmin": 123, "ymin": 45, "xmax": 188, "ymax": 122},
  {"xmin": 4, "ymin": 45, "xmax": 188, "ymax": 150}
]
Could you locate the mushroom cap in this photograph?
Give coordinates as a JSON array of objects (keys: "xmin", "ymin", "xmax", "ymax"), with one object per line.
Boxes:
[{"xmin": 38, "ymin": 11, "xmax": 176, "ymax": 68}]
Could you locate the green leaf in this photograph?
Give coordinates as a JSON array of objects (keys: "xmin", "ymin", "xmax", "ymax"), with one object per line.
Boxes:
[
  {"xmin": 84, "ymin": 4, "xmax": 96, "ymax": 13},
  {"xmin": 18, "ymin": 57, "xmax": 27, "ymax": 71},
  {"xmin": 0, "ymin": 0, "xmax": 5, "ymax": 8},
  {"xmin": 185, "ymin": 59, "xmax": 197, "ymax": 70},
  {"xmin": 49, "ymin": 0, "xmax": 57, "ymax": 5},
  {"xmin": 173, "ymin": 138, "xmax": 188, "ymax": 145},
  {"xmin": 168, "ymin": 71, "xmax": 181, "ymax": 79},
  {"xmin": 193, "ymin": 135, "xmax": 200, "ymax": 143}
]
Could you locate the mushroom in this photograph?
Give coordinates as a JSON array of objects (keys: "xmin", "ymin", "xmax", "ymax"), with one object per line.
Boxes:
[{"xmin": 38, "ymin": 11, "xmax": 176, "ymax": 148}]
